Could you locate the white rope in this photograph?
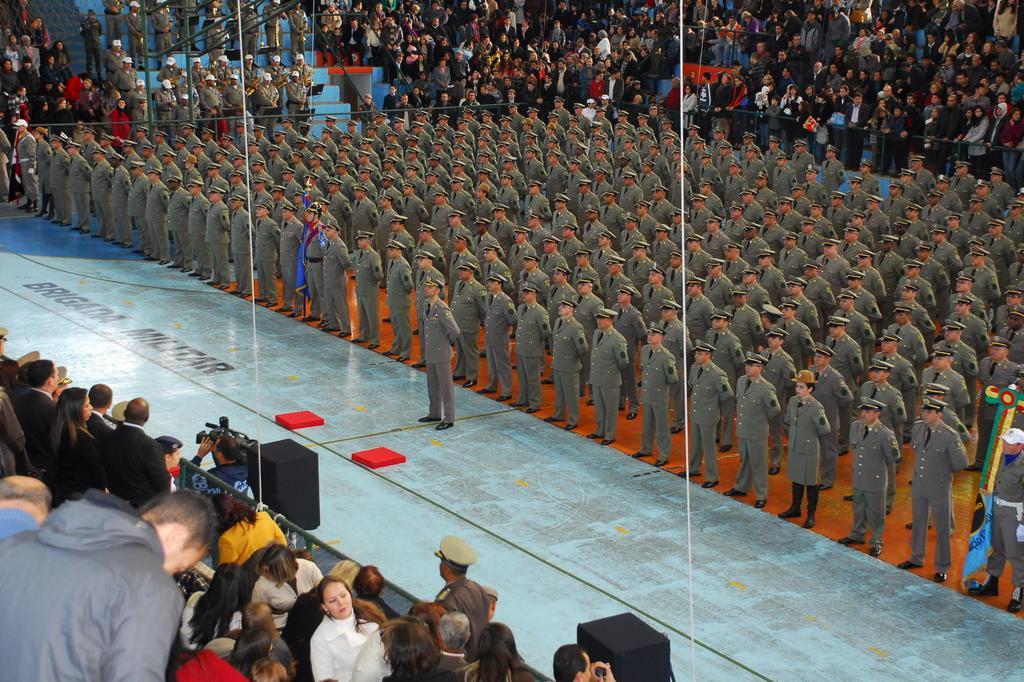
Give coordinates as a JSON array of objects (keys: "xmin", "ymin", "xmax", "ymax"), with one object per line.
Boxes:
[{"xmin": 233, "ymin": 1, "xmax": 264, "ymax": 511}]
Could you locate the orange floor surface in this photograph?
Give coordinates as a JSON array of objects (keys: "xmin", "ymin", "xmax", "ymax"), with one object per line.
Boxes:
[{"xmin": 225, "ymin": 276, "xmax": 1018, "ymax": 615}]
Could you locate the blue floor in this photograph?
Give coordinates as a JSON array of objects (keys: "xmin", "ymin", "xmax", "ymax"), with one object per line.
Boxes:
[{"xmin": 2, "ymin": 213, "xmax": 1022, "ymax": 680}]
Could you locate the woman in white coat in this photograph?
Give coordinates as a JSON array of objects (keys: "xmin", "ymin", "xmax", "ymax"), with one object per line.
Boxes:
[{"xmin": 310, "ymin": 576, "xmax": 379, "ymax": 682}]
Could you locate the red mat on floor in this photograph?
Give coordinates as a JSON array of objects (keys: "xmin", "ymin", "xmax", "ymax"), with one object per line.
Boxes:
[
  {"xmin": 275, "ymin": 411, "xmax": 325, "ymax": 429},
  {"xmin": 352, "ymin": 447, "xmax": 407, "ymax": 469}
]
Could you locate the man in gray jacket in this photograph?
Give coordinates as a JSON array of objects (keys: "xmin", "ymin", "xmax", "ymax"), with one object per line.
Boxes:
[
  {"xmin": 420, "ymin": 279, "xmax": 461, "ymax": 430},
  {"xmin": 0, "ymin": 490, "xmax": 215, "ymax": 682}
]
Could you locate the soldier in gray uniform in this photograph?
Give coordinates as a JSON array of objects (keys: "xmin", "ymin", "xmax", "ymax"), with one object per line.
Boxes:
[
  {"xmin": 967, "ymin": 427, "xmax": 1024, "ymax": 612},
  {"xmin": 613, "ymin": 286, "xmax": 646, "ymax": 419},
  {"xmin": 512, "ymin": 285, "xmax": 551, "ymax": 412},
  {"xmin": 479, "ymin": 274, "xmax": 517, "ymax": 401},
  {"xmin": 575, "ymin": 278, "xmax": 604, "ymax": 397},
  {"xmin": 419, "ymin": 279, "xmax": 461, "ymax": 430},
  {"xmin": 352, "ymin": 232, "xmax": 385, "ymax": 347},
  {"xmin": 838, "ymin": 399, "xmax": 900, "ymax": 556},
  {"xmin": 779, "ymin": 369, "xmax": 832, "ymax": 528},
  {"xmin": 110, "ymin": 152, "xmax": 132, "ymax": 246},
  {"xmin": 449, "ymin": 264, "xmax": 487, "ymax": 387},
  {"xmin": 319, "ymin": 222, "xmax": 352, "ymax": 334},
  {"xmin": 145, "ymin": 168, "xmax": 171, "ymax": 263},
  {"xmin": 705, "ymin": 311, "xmax": 745, "ymax": 452},
  {"xmin": 185, "ymin": 180, "xmax": 209, "ymax": 278},
  {"xmin": 762, "ymin": 328, "xmax": 797, "ymax": 473},
  {"xmin": 49, "ymin": 136, "xmax": 71, "ymax": 226},
  {"xmin": 812, "ymin": 344, "xmax": 854, "ymax": 489},
  {"xmin": 384, "ymin": 240, "xmax": 415, "ymax": 360},
  {"xmin": 661, "ymin": 301, "xmax": 687, "ymax": 433},
  {"xmin": 277, "ymin": 203, "xmax": 303, "ymax": 313},
  {"xmin": 161, "ymin": 174, "xmax": 187, "ymax": 270},
  {"xmin": 687, "ymin": 341, "xmax": 734, "ymax": 486},
  {"xmin": 228, "ymin": 194, "xmax": 253, "ymax": 297},
  {"xmin": 252, "ymin": 203, "xmax": 281, "ymax": 306},
  {"xmin": 587, "ymin": 309, "xmax": 630, "ymax": 445},
  {"xmin": 546, "ymin": 299, "xmax": 587, "ymax": 430},
  {"xmin": 127, "ymin": 162, "xmax": 149, "ymax": 253},
  {"xmin": 631, "ymin": 326, "xmax": 679, "ymax": 467},
  {"xmin": 724, "ymin": 353, "xmax": 781, "ymax": 507},
  {"xmin": 898, "ymin": 399, "xmax": 969, "ymax": 583},
  {"xmin": 825, "ymin": 316, "xmax": 863, "ymax": 451},
  {"xmin": 90, "ymin": 148, "xmax": 114, "ymax": 239},
  {"xmin": 67, "ymin": 142, "xmax": 92, "ymax": 234},
  {"xmin": 204, "ymin": 187, "xmax": 231, "ymax": 286},
  {"xmin": 973, "ymin": 338, "xmax": 1019, "ymax": 469}
]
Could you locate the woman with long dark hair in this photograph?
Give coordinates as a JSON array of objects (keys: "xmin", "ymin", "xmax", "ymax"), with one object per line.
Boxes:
[
  {"xmin": 460, "ymin": 623, "xmax": 532, "ymax": 682},
  {"xmin": 213, "ymin": 492, "xmax": 287, "ymax": 565},
  {"xmin": 229, "ymin": 627, "xmax": 274, "ymax": 678},
  {"xmin": 181, "ymin": 562, "xmax": 255, "ymax": 649},
  {"xmin": 51, "ymin": 386, "xmax": 105, "ymax": 505},
  {"xmin": 380, "ymin": 617, "xmax": 456, "ymax": 681},
  {"xmin": 310, "ymin": 576, "xmax": 380, "ymax": 681}
]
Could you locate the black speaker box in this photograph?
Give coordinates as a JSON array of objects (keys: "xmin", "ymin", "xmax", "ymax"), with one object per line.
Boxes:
[
  {"xmin": 249, "ymin": 438, "xmax": 320, "ymax": 530},
  {"xmin": 577, "ymin": 613, "xmax": 671, "ymax": 682}
]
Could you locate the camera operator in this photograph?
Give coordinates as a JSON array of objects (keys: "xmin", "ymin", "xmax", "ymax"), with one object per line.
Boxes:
[
  {"xmin": 552, "ymin": 644, "xmax": 616, "ymax": 682},
  {"xmin": 190, "ymin": 435, "xmax": 249, "ymax": 496}
]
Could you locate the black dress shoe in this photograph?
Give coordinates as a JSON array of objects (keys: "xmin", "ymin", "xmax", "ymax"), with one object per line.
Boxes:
[
  {"xmin": 288, "ymin": 311, "xmax": 303, "ymax": 318},
  {"xmin": 817, "ymin": 484, "xmax": 833, "ymax": 491},
  {"xmin": 670, "ymin": 426, "xmax": 683, "ymax": 434},
  {"xmin": 965, "ymin": 464, "xmax": 983, "ymax": 471},
  {"xmin": 626, "ymin": 411, "xmax": 637, "ymax": 420},
  {"xmin": 768, "ymin": 467, "xmax": 780, "ymax": 475},
  {"xmin": 453, "ymin": 375, "xmax": 465, "ymax": 380},
  {"xmin": 412, "ymin": 362, "xmax": 426, "ymax": 368},
  {"xmin": 525, "ymin": 407, "xmax": 539, "ymax": 414},
  {"xmin": 933, "ymin": 572, "xmax": 947, "ymax": 583},
  {"xmin": 563, "ymin": 424, "xmax": 577, "ymax": 431},
  {"xmin": 1009, "ymin": 587, "xmax": 1023, "ymax": 613},
  {"xmin": 654, "ymin": 461, "xmax": 669, "ymax": 468},
  {"xmin": 802, "ymin": 517, "xmax": 815, "ymax": 529},
  {"xmin": 631, "ymin": 452, "xmax": 650, "ymax": 459},
  {"xmin": 477, "ymin": 388, "xmax": 496, "ymax": 394},
  {"xmin": 543, "ymin": 416, "xmax": 560, "ymax": 423},
  {"xmin": 435, "ymin": 422, "xmax": 453, "ymax": 431},
  {"xmin": 495, "ymin": 395, "xmax": 512, "ymax": 402},
  {"xmin": 687, "ymin": 469, "xmax": 701, "ymax": 478},
  {"xmin": 843, "ymin": 494, "xmax": 854, "ymax": 501},
  {"xmin": 700, "ymin": 480, "xmax": 718, "ymax": 488},
  {"xmin": 143, "ymin": 255, "xmax": 157, "ymax": 261},
  {"xmin": 510, "ymin": 402, "xmax": 527, "ymax": 407},
  {"xmin": 368, "ymin": 344, "xmax": 379, "ymax": 349},
  {"xmin": 905, "ymin": 522, "xmax": 914, "ymax": 530},
  {"xmin": 600, "ymin": 439, "xmax": 615, "ymax": 446},
  {"xmin": 188, "ymin": 272, "xmax": 203, "ymax": 278},
  {"xmin": 586, "ymin": 399, "xmax": 594, "ymax": 406},
  {"xmin": 837, "ymin": 537, "xmax": 865, "ymax": 545},
  {"xmin": 586, "ymin": 433, "xmax": 601, "ymax": 440},
  {"xmin": 968, "ymin": 576, "xmax": 999, "ymax": 596},
  {"xmin": 777, "ymin": 507, "xmax": 801, "ymax": 519},
  {"xmin": 723, "ymin": 488, "xmax": 745, "ymax": 497},
  {"xmin": 718, "ymin": 445, "xmax": 731, "ymax": 452},
  {"xmin": 339, "ymin": 332, "xmax": 351, "ymax": 338},
  {"xmin": 417, "ymin": 416, "xmax": 442, "ymax": 423},
  {"xmin": 754, "ymin": 499, "xmax": 767, "ymax": 509},
  {"xmin": 158, "ymin": 260, "xmax": 171, "ymax": 265},
  {"xmin": 541, "ymin": 379, "xmax": 553, "ymax": 384},
  {"xmin": 463, "ymin": 380, "xmax": 477, "ymax": 388},
  {"xmin": 897, "ymin": 561, "xmax": 923, "ymax": 570},
  {"xmin": 165, "ymin": 262, "xmax": 178, "ymax": 267},
  {"xmin": 869, "ymin": 546, "xmax": 882, "ymax": 557},
  {"xmin": 301, "ymin": 316, "xmax": 318, "ymax": 322}
]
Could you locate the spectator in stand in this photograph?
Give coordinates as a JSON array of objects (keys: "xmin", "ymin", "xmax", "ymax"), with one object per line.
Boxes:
[
  {"xmin": 252, "ymin": 542, "xmax": 324, "ymax": 628},
  {"xmin": 436, "ymin": 612, "xmax": 470, "ymax": 673},
  {"xmin": 552, "ymin": 644, "xmax": 616, "ymax": 682},
  {"xmin": 0, "ymin": 489, "xmax": 216, "ymax": 681},
  {"xmin": 460, "ymin": 622, "xmax": 533, "ymax": 682},
  {"xmin": 310, "ymin": 575, "xmax": 380, "ymax": 682},
  {"xmin": 51, "ymin": 386, "xmax": 106, "ymax": 506},
  {"xmin": 180, "ymin": 562, "xmax": 254, "ymax": 649},
  {"xmin": 213, "ymin": 492, "xmax": 287, "ymax": 565},
  {"xmin": 354, "ymin": 564, "xmax": 401, "ymax": 619},
  {"xmin": 85, "ymin": 382, "xmax": 116, "ymax": 437},
  {"xmin": 98, "ymin": 396, "xmax": 170, "ymax": 507},
  {"xmin": 0, "ymin": 475, "xmax": 50, "ymax": 539},
  {"xmin": 244, "ymin": 601, "xmax": 295, "ymax": 671},
  {"xmin": 10, "ymin": 358, "xmax": 58, "ymax": 478},
  {"xmin": 281, "ymin": 590, "xmax": 324, "ymax": 682},
  {"xmin": 229, "ymin": 627, "xmax": 275, "ymax": 679},
  {"xmin": 379, "ymin": 617, "xmax": 458, "ymax": 682}
]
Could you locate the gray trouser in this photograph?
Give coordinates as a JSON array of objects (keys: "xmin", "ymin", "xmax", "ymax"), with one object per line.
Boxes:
[
  {"xmin": 191, "ymin": 229, "xmax": 210, "ymax": 277},
  {"xmin": 850, "ymin": 488, "xmax": 886, "ymax": 547},
  {"xmin": 580, "ymin": 350, "xmax": 592, "ymax": 397},
  {"xmin": 552, "ymin": 369, "xmax": 580, "ymax": 425},
  {"xmin": 689, "ymin": 422, "xmax": 718, "ymax": 480},
  {"xmin": 618, "ymin": 355, "xmax": 638, "ymax": 409},
  {"xmin": 257, "ymin": 259, "xmax": 278, "ymax": 304},
  {"xmin": 516, "ymin": 355, "xmax": 544, "ymax": 409},
  {"xmin": 389, "ymin": 306, "xmax": 412, "ymax": 358},
  {"xmin": 233, "ymin": 250, "xmax": 253, "ymax": 295},
  {"xmin": 963, "ymin": 374, "xmax": 977, "ymax": 428},
  {"xmin": 911, "ymin": 494, "xmax": 953, "ymax": 571},
  {"xmin": 281, "ymin": 265, "xmax": 298, "ymax": 309},
  {"xmin": 95, "ymin": 197, "xmax": 114, "ymax": 238},
  {"xmin": 323, "ymin": 278, "xmax": 350, "ymax": 331},
  {"xmin": 151, "ymin": 216, "xmax": 169, "ymax": 260},
  {"xmin": 641, "ymin": 401, "xmax": 671, "ymax": 461},
  {"xmin": 719, "ymin": 398, "xmax": 735, "ymax": 448},
  {"xmin": 135, "ymin": 215, "xmax": 150, "ymax": 252},
  {"xmin": 54, "ymin": 187, "xmax": 70, "ymax": 223},
  {"xmin": 838, "ymin": 404, "xmax": 852, "ymax": 450},
  {"xmin": 670, "ymin": 379, "xmax": 685, "ymax": 429},
  {"xmin": 210, "ymin": 238, "xmax": 230, "ymax": 284},
  {"xmin": 736, "ymin": 437, "xmax": 769, "ymax": 500},
  {"xmin": 306, "ymin": 261, "xmax": 323, "ymax": 317},
  {"xmin": 114, "ymin": 203, "xmax": 131, "ymax": 244},
  {"xmin": 591, "ymin": 384, "xmax": 620, "ymax": 439},
  {"xmin": 987, "ymin": 505, "xmax": 1024, "ymax": 585},
  {"xmin": 426, "ymin": 361, "xmax": 456, "ymax": 423},
  {"xmin": 172, "ymin": 228, "xmax": 191, "ymax": 267},
  {"xmin": 105, "ymin": 14, "xmax": 121, "ymax": 43},
  {"xmin": 485, "ymin": 341, "xmax": 512, "ymax": 393},
  {"xmin": 73, "ymin": 191, "xmax": 91, "ymax": 230},
  {"xmin": 903, "ymin": 389, "xmax": 918, "ymax": 436},
  {"xmin": 356, "ymin": 292, "xmax": 379, "ymax": 343},
  {"xmin": 20, "ymin": 162, "xmax": 37, "ymax": 202},
  {"xmin": 819, "ymin": 431, "xmax": 839, "ymax": 486},
  {"xmin": 768, "ymin": 414, "xmax": 785, "ymax": 468},
  {"xmin": 455, "ymin": 329, "xmax": 480, "ymax": 380},
  {"xmin": 886, "ymin": 459, "xmax": 898, "ymax": 510},
  {"xmin": 976, "ymin": 412, "xmax": 996, "ymax": 467}
]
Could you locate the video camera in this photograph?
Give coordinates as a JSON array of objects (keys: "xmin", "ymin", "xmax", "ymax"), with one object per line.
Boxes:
[{"xmin": 195, "ymin": 416, "xmax": 258, "ymax": 463}]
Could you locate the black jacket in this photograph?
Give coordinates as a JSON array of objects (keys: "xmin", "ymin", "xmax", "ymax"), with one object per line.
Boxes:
[
  {"xmin": 10, "ymin": 386, "xmax": 56, "ymax": 475},
  {"xmin": 53, "ymin": 429, "xmax": 106, "ymax": 506},
  {"xmin": 99, "ymin": 423, "xmax": 168, "ymax": 507}
]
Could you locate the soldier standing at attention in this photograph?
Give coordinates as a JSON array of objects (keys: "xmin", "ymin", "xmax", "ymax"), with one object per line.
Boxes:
[
  {"xmin": 145, "ymin": 168, "xmax": 170, "ymax": 264},
  {"xmin": 575, "ymin": 278, "xmax": 604, "ymax": 398},
  {"xmin": 449, "ymin": 264, "xmax": 487, "ymax": 388},
  {"xmin": 811, "ymin": 344, "xmax": 854, "ymax": 491},
  {"xmin": 90, "ymin": 148, "xmax": 114, "ymax": 240},
  {"xmin": 479, "ymin": 274, "xmax": 516, "ymax": 402},
  {"xmin": 412, "ymin": 253, "xmax": 447, "ymax": 368},
  {"xmin": 419, "ymin": 279, "xmax": 461, "ymax": 431},
  {"xmin": 302, "ymin": 204, "xmax": 329, "ymax": 324},
  {"xmin": 384, "ymin": 241, "xmax": 415, "ymax": 361},
  {"xmin": 186, "ymin": 180, "xmax": 210, "ymax": 280},
  {"xmin": 513, "ymin": 285, "xmax": 551, "ymax": 413},
  {"xmin": 205, "ymin": 186, "xmax": 231, "ymax": 288},
  {"xmin": 972, "ymin": 338, "xmax": 1019, "ymax": 470},
  {"xmin": 778, "ymin": 370, "xmax": 831, "ymax": 528},
  {"xmin": 587, "ymin": 309, "xmax": 630, "ymax": 446},
  {"xmin": 165, "ymin": 174, "xmax": 191, "ymax": 271},
  {"xmin": 898, "ymin": 398, "xmax": 969, "ymax": 583},
  {"xmin": 353, "ymin": 232, "xmax": 385, "ymax": 348},
  {"xmin": 632, "ymin": 326, "xmax": 679, "ymax": 467},
  {"xmin": 320, "ymin": 223, "xmax": 352, "ymax": 336},
  {"xmin": 613, "ymin": 285, "xmax": 647, "ymax": 421},
  {"xmin": 838, "ymin": 399, "xmax": 900, "ymax": 557},
  {"xmin": 967, "ymin": 428, "xmax": 1024, "ymax": 612},
  {"xmin": 110, "ymin": 152, "xmax": 132, "ymax": 247},
  {"xmin": 687, "ymin": 341, "xmax": 734, "ymax": 487},
  {"xmin": 762, "ymin": 328, "xmax": 797, "ymax": 475},
  {"xmin": 68, "ymin": 142, "xmax": 93, "ymax": 235},
  {"xmin": 50, "ymin": 134, "xmax": 71, "ymax": 227},
  {"xmin": 725, "ymin": 353, "xmax": 781, "ymax": 508},
  {"xmin": 228, "ymin": 193, "xmax": 253, "ymax": 297},
  {"xmin": 545, "ymin": 299, "xmax": 587, "ymax": 431},
  {"xmin": 278, "ymin": 203, "xmax": 303, "ymax": 315},
  {"xmin": 253, "ymin": 203, "xmax": 281, "ymax": 307}
]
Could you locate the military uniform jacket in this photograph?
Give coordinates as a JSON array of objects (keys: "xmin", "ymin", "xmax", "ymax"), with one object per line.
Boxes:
[
  {"xmin": 322, "ymin": 237, "xmax": 353, "ymax": 286},
  {"xmin": 779, "ymin": 318, "xmax": 815, "ymax": 364},
  {"xmin": 352, "ymin": 247, "xmax": 384, "ymax": 293},
  {"xmin": 920, "ymin": 367, "xmax": 970, "ymax": 415},
  {"xmin": 934, "ymin": 340, "xmax": 978, "ymax": 380},
  {"xmin": 858, "ymin": 381, "xmax": 906, "ymax": 430},
  {"xmin": 111, "ymin": 165, "xmax": 131, "ymax": 206},
  {"xmin": 229, "ymin": 208, "xmax": 251, "ymax": 253},
  {"xmin": 825, "ymin": 334, "xmax": 864, "ymax": 388},
  {"xmin": 90, "ymin": 159, "xmax": 113, "ymax": 197},
  {"xmin": 69, "ymin": 154, "xmax": 92, "ymax": 192},
  {"xmin": 784, "ymin": 395, "xmax": 831, "ymax": 482},
  {"xmin": 978, "ymin": 357, "xmax": 1018, "ymax": 418},
  {"xmin": 513, "ymin": 302, "xmax": 551, "ymax": 359},
  {"xmin": 850, "ymin": 421, "xmax": 899, "ymax": 493},
  {"xmin": 590, "ymin": 327, "xmax": 629, "ymax": 388},
  {"xmin": 640, "ymin": 345, "xmax": 679, "ymax": 404},
  {"xmin": 550, "ymin": 316, "xmax": 588, "ymax": 372},
  {"xmin": 167, "ymin": 188, "xmax": 192, "ymax": 232},
  {"xmin": 484, "ymin": 291, "xmax": 517, "ymax": 345},
  {"xmin": 688, "ymin": 361, "xmax": 733, "ymax": 425},
  {"xmin": 421, "ymin": 299, "xmax": 461, "ymax": 363},
  {"xmin": 450, "ymin": 278, "xmax": 487, "ymax": 329},
  {"xmin": 812, "ymin": 365, "xmax": 853, "ymax": 427},
  {"xmin": 613, "ymin": 304, "xmax": 646, "ymax": 359},
  {"xmin": 727, "ymin": 303, "xmax": 763, "ymax": 351},
  {"xmin": 885, "ymin": 322, "xmax": 928, "ymax": 368},
  {"xmin": 49, "ymin": 148, "xmax": 70, "ymax": 189},
  {"xmin": 909, "ymin": 420, "xmax": 969, "ymax": 498},
  {"xmin": 994, "ymin": 455, "xmax": 1024, "ymax": 504},
  {"xmin": 762, "ymin": 349, "xmax": 797, "ymax": 400},
  {"xmin": 705, "ymin": 328, "xmax": 745, "ymax": 384},
  {"xmin": 735, "ymin": 376, "xmax": 781, "ymax": 439},
  {"xmin": 385, "ymin": 257, "xmax": 414, "ymax": 309}
]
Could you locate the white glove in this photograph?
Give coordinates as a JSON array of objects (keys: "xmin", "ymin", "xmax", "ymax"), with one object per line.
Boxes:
[{"xmin": 1016, "ymin": 524, "xmax": 1024, "ymax": 543}]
